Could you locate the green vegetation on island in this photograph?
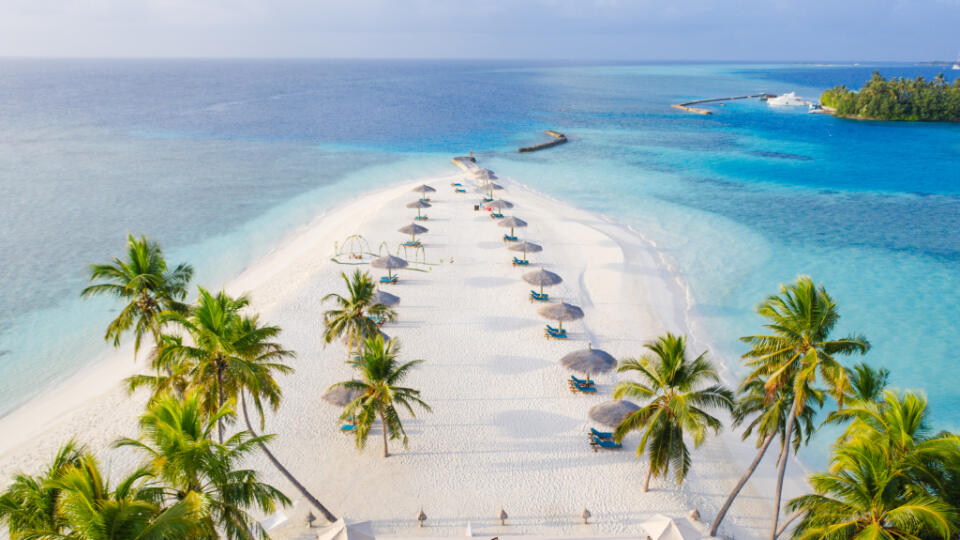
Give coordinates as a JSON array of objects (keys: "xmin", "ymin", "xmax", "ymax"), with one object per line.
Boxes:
[{"xmin": 821, "ymin": 71, "xmax": 960, "ymax": 122}]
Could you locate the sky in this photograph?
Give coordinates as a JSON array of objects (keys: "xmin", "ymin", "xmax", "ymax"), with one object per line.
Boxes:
[{"xmin": 1, "ymin": 0, "xmax": 959, "ymax": 61}]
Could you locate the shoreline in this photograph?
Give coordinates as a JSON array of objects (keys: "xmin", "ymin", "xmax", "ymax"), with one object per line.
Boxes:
[{"xmin": 0, "ymin": 163, "xmax": 809, "ymax": 539}]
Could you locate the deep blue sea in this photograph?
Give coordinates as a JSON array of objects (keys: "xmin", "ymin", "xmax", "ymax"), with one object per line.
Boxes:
[{"xmin": 1, "ymin": 60, "xmax": 958, "ymax": 461}]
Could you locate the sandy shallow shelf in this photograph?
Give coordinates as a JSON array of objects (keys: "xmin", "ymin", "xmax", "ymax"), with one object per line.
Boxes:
[{"xmin": 0, "ymin": 164, "xmax": 809, "ymax": 540}]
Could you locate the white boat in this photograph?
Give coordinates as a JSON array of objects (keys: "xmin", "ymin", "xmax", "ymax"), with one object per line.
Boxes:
[
  {"xmin": 952, "ymin": 53, "xmax": 959, "ymax": 70},
  {"xmin": 767, "ymin": 92, "xmax": 807, "ymax": 107}
]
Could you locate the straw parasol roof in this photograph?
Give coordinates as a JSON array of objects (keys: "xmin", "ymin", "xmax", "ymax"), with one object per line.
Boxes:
[
  {"xmin": 523, "ymin": 268, "xmax": 562, "ymax": 288},
  {"xmin": 412, "ymin": 184, "xmax": 436, "ymax": 194},
  {"xmin": 498, "ymin": 216, "xmax": 528, "ymax": 229},
  {"xmin": 560, "ymin": 344, "xmax": 617, "ymax": 377},
  {"xmin": 406, "ymin": 200, "xmax": 431, "ymax": 209},
  {"xmin": 589, "ymin": 400, "xmax": 640, "ymax": 427},
  {"xmin": 485, "ymin": 199, "xmax": 514, "ymax": 210},
  {"xmin": 640, "ymin": 514, "xmax": 703, "ymax": 540},
  {"xmin": 397, "ymin": 223, "xmax": 428, "ymax": 236},
  {"xmin": 538, "ymin": 301, "xmax": 583, "ymax": 321},
  {"xmin": 508, "ymin": 241, "xmax": 543, "ymax": 254},
  {"xmin": 474, "ymin": 168, "xmax": 497, "ymax": 180},
  {"xmin": 321, "ymin": 383, "xmax": 363, "ymax": 407},
  {"xmin": 480, "ymin": 182, "xmax": 503, "ymax": 190},
  {"xmin": 371, "ymin": 255, "xmax": 408, "ymax": 271},
  {"xmin": 371, "ymin": 289, "xmax": 400, "ymax": 306}
]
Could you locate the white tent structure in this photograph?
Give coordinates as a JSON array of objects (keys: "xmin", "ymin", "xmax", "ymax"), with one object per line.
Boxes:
[
  {"xmin": 640, "ymin": 514, "xmax": 702, "ymax": 540},
  {"xmin": 315, "ymin": 518, "xmax": 376, "ymax": 540}
]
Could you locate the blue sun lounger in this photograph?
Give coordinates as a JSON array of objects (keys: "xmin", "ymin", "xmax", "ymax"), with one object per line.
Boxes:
[
  {"xmin": 590, "ymin": 428, "xmax": 614, "ymax": 439},
  {"xmin": 451, "ymin": 182, "xmax": 462, "ymax": 186},
  {"xmin": 545, "ymin": 325, "xmax": 567, "ymax": 339},
  {"xmin": 368, "ymin": 314, "xmax": 384, "ymax": 326},
  {"xmin": 569, "ymin": 379, "xmax": 596, "ymax": 393},
  {"xmin": 490, "ymin": 212, "xmax": 504, "ymax": 219},
  {"xmin": 414, "ymin": 215, "xmax": 428, "ymax": 221},
  {"xmin": 530, "ymin": 290, "xmax": 549, "ymax": 301},
  {"xmin": 591, "ymin": 435, "xmax": 622, "ymax": 451},
  {"xmin": 503, "ymin": 234, "xmax": 518, "ymax": 242},
  {"xmin": 419, "ymin": 197, "xmax": 431, "ymax": 203},
  {"xmin": 482, "ymin": 196, "xmax": 494, "ymax": 203},
  {"xmin": 513, "ymin": 257, "xmax": 530, "ymax": 266},
  {"xmin": 402, "ymin": 240, "xmax": 421, "ymax": 247},
  {"xmin": 380, "ymin": 275, "xmax": 398, "ymax": 284},
  {"xmin": 571, "ymin": 375, "xmax": 594, "ymax": 387},
  {"xmin": 341, "ymin": 424, "xmax": 356, "ymax": 434},
  {"xmin": 455, "ymin": 188, "xmax": 466, "ymax": 193}
]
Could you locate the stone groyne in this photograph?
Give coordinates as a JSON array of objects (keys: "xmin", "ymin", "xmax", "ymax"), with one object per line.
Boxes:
[{"xmin": 518, "ymin": 130, "xmax": 568, "ymax": 153}]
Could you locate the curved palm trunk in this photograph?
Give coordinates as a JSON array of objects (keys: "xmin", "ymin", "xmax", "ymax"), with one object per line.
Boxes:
[
  {"xmin": 769, "ymin": 402, "xmax": 798, "ymax": 540},
  {"xmin": 379, "ymin": 405, "xmax": 389, "ymax": 458},
  {"xmin": 710, "ymin": 433, "xmax": 775, "ymax": 536},
  {"xmin": 240, "ymin": 392, "xmax": 337, "ymax": 524},
  {"xmin": 643, "ymin": 466, "xmax": 653, "ymax": 492},
  {"xmin": 775, "ymin": 509, "xmax": 802, "ymax": 538}
]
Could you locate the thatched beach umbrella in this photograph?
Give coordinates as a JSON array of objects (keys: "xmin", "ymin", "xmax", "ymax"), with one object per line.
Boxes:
[
  {"xmin": 522, "ymin": 268, "xmax": 562, "ymax": 296},
  {"xmin": 498, "ymin": 216, "xmax": 527, "ymax": 238},
  {"xmin": 406, "ymin": 199, "xmax": 431, "ymax": 219},
  {"xmin": 370, "ymin": 254, "xmax": 408, "ymax": 280},
  {"xmin": 508, "ymin": 240, "xmax": 542, "ymax": 261},
  {"xmin": 371, "ymin": 289, "xmax": 400, "ymax": 307},
  {"xmin": 474, "ymin": 168, "xmax": 497, "ymax": 180},
  {"xmin": 397, "ymin": 223, "xmax": 428, "ymax": 242},
  {"xmin": 412, "ymin": 184, "xmax": 436, "ymax": 197},
  {"xmin": 322, "ymin": 383, "xmax": 363, "ymax": 407},
  {"xmin": 560, "ymin": 344, "xmax": 617, "ymax": 384},
  {"xmin": 485, "ymin": 199, "xmax": 514, "ymax": 210},
  {"xmin": 589, "ymin": 400, "xmax": 640, "ymax": 428},
  {"xmin": 537, "ymin": 301, "xmax": 584, "ymax": 332},
  {"xmin": 480, "ymin": 182, "xmax": 503, "ymax": 199}
]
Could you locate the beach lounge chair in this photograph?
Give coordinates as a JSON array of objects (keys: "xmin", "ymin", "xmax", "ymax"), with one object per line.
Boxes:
[
  {"xmin": 530, "ymin": 290, "xmax": 549, "ymax": 301},
  {"xmin": 341, "ymin": 424, "xmax": 356, "ymax": 434},
  {"xmin": 482, "ymin": 196, "xmax": 494, "ymax": 203},
  {"xmin": 414, "ymin": 215, "xmax": 428, "ymax": 221},
  {"xmin": 503, "ymin": 234, "xmax": 518, "ymax": 242},
  {"xmin": 368, "ymin": 314, "xmax": 385, "ymax": 326},
  {"xmin": 569, "ymin": 379, "xmax": 596, "ymax": 393},
  {"xmin": 419, "ymin": 197, "xmax": 431, "ymax": 203},
  {"xmin": 590, "ymin": 428, "xmax": 614, "ymax": 439},
  {"xmin": 380, "ymin": 275, "xmax": 398, "ymax": 284},
  {"xmin": 590, "ymin": 435, "xmax": 622, "ymax": 452},
  {"xmin": 490, "ymin": 212, "xmax": 504, "ymax": 219},
  {"xmin": 513, "ymin": 257, "xmax": 529, "ymax": 266},
  {"xmin": 402, "ymin": 240, "xmax": 421, "ymax": 247},
  {"xmin": 451, "ymin": 182, "xmax": 462, "ymax": 187},
  {"xmin": 571, "ymin": 375, "xmax": 594, "ymax": 387},
  {"xmin": 546, "ymin": 326, "xmax": 567, "ymax": 339},
  {"xmin": 455, "ymin": 188, "xmax": 466, "ymax": 193}
]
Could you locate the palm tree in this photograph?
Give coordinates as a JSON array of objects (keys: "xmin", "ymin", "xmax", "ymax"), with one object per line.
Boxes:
[
  {"xmin": 50, "ymin": 454, "xmax": 208, "ymax": 540},
  {"xmin": 846, "ymin": 362, "xmax": 890, "ymax": 403},
  {"xmin": 788, "ymin": 440, "xmax": 957, "ymax": 539},
  {"xmin": 116, "ymin": 392, "xmax": 289, "ymax": 539},
  {"xmin": 130, "ymin": 290, "xmax": 338, "ymax": 523},
  {"xmin": 612, "ymin": 333, "xmax": 734, "ymax": 492},
  {"xmin": 0, "ymin": 440, "xmax": 85, "ymax": 537},
  {"xmin": 331, "ymin": 335, "xmax": 431, "ymax": 458},
  {"xmin": 709, "ymin": 377, "xmax": 823, "ymax": 536},
  {"xmin": 322, "ymin": 270, "xmax": 396, "ymax": 359},
  {"xmin": 81, "ymin": 234, "xmax": 193, "ymax": 356},
  {"xmin": 741, "ymin": 276, "xmax": 870, "ymax": 539}
]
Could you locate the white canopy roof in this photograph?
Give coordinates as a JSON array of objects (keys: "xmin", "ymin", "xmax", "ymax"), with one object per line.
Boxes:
[
  {"xmin": 316, "ymin": 518, "xmax": 376, "ymax": 540},
  {"xmin": 640, "ymin": 514, "xmax": 702, "ymax": 540}
]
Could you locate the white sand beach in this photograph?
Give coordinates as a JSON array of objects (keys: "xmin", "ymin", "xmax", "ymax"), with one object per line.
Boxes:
[{"xmin": 0, "ymin": 161, "xmax": 809, "ymax": 539}]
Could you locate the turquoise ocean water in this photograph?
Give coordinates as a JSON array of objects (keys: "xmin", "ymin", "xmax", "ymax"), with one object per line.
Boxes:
[{"xmin": 1, "ymin": 60, "xmax": 957, "ymax": 461}]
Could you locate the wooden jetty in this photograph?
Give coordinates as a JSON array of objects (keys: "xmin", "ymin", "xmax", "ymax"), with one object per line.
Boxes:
[
  {"xmin": 518, "ymin": 130, "xmax": 568, "ymax": 153},
  {"xmin": 672, "ymin": 94, "xmax": 777, "ymax": 115},
  {"xmin": 452, "ymin": 156, "xmax": 478, "ymax": 173}
]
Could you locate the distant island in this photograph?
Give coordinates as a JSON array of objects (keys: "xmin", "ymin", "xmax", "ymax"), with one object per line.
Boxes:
[{"xmin": 820, "ymin": 71, "xmax": 960, "ymax": 122}]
